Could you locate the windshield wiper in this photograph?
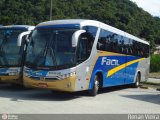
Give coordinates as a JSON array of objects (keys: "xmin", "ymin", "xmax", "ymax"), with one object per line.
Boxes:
[
  {"xmin": 49, "ymin": 47, "xmax": 57, "ymax": 66},
  {"xmin": 32, "ymin": 40, "xmax": 50, "ymax": 66}
]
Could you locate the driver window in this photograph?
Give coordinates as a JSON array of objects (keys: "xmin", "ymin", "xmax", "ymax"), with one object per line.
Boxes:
[
  {"xmin": 76, "ymin": 32, "xmax": 94, "ymax": 64},
  {"xmin": 76, "ymin": 26, "xmax": 97, "ymax": 64}
]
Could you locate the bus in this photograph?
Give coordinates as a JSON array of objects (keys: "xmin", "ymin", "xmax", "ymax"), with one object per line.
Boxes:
[
  {"xmin": 0, "ymin": 25, "xmax": 34, "ymax": 85},
  {"xmin": 23, "ymin": 19, "xmax": 150, "ymax": 96}
]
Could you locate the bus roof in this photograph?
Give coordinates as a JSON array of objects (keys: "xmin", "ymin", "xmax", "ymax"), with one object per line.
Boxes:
[
  {"xmin": 0, "ymin": 25, "xmax": 35, "ymax": 31},
  {"xmin": 37, "ymin": 19, "xmax": 149, "ymax": 45}
]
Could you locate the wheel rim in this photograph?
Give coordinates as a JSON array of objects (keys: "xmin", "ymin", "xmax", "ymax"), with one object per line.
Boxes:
[
  {"xmin": 136, "ymin": 75, "xmax": 140, "ymax": 86},
  {"xmin": 95, "ymin": 78, "xmax": 99, "ymax": 91}
]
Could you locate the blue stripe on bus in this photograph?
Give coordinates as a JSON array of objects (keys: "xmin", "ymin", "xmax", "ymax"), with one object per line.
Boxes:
[{"xmin": 25, "ymin": 69, "xmax": 48, "ymax": 78}]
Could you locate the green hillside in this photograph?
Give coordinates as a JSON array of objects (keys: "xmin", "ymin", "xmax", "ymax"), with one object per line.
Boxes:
[{"xmin": 0, "ymin": 0, "xmax": 160, "ymax": 49}]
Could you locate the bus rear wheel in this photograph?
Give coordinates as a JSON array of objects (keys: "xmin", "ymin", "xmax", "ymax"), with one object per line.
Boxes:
[
  {"xmin": 89, "ymin": 75, "xmax": 99, "ymax": 96},
  {"xmin": 133, "ymin": 73, "xmax": 140, "ymax": 88}
]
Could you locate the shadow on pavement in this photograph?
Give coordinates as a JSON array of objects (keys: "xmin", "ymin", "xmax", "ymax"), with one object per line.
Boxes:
[
  {"xmin": 0, "ymin": 83, "xmax": 132, "ymax": 101},
  {"xmin": 99, "ymin": 85, "xmax": 130, "ymax": 94},
  {"xmin": 0, "ymin": 83, "xmax": 30, "ymax": 91},
  {"xmin": 0, "ymin": 84, "xmax": 79, "ymax": 101},
  {"xmin": 121, "ymin": 94, "xmax": 160, "ymax": 105}
]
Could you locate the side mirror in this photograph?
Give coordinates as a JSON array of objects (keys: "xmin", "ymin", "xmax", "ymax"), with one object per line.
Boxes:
[
  {"xmin": 26, "ymin": 31, "xmax": 33, "ymax": 43},
  {"xmin": 72, "ymin": 30, "xmax": 86, "ymax": 47},
  {"xmin": 17, "ymin": 31, "xmax": 32, "ymax": 46}
]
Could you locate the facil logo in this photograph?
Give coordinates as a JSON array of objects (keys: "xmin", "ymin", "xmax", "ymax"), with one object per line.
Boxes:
[{"xmin": 101, "ymin": 57, "xmax": 119, "ymax": 66}]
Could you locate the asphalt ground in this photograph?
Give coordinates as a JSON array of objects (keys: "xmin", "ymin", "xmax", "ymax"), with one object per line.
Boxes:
[{"xmin": 0, "ymin": 82, "xmax": 159, "ymax": 114}]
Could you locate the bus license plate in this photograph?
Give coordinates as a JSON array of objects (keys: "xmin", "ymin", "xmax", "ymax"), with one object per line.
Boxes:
[{"xmin": 38, "ymin": 83, "xmax": 48, "ymax": 88}]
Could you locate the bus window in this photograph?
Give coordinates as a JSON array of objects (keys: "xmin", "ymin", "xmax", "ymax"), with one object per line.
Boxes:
[
  {"xmin": 82, "ymin": 26, "xmax": 98, "ymax": 40},
  {"xmin": 76, "ymin": 32, "xmax": 94, "ymax": 64},
  {"xmin": 97, "ymin": 29, "xmax": 111, "ymax": 51},
  {"xmin": 97, "ymin": 29, "xmax": 119, "ymax": 53},
  {"xmin": 144, "ymin": 44, "xmax": 150, "ymax": 57},
  {"xmin": 117, "ymin": 36, "xmax": 125, "ymax": 54}
]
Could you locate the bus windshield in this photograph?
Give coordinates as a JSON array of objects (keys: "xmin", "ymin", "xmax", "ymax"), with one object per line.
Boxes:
[
  {"xmin": 25, "ymin": 28, "xmax": 77, "ymax": 69},
  {"xmin": 0, "ymin": 29, "xmax": 26, "ymax": 66}
]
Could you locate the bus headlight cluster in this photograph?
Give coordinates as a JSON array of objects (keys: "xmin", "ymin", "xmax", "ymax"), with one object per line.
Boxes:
[{"xmin": 60, "ymin": 72, "xmax": 76, "ymax": 79}]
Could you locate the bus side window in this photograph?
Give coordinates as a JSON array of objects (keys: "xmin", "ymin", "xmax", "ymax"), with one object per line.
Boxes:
[
  {"xmin": 137, "ymin": 41, "xmax": 142, "ymax": 57},
  {"xmin": 97, "ymin": 29, "xmax": 107, "ymax": 51},
  {"xmin": 82, "ymin": 26, "xmax": 98, "ymax": 40},
  {"xmin": 144, "ymin": 44, "xmax": 150, "ymax": 57},
  {"xmin": 125, "ymin": 38, "xmax": 134, "ymax": 55},
  {"xmin": 121, "ymin": 37, "xmax": 127, "ymax": 54},
  {"xmin": 76, "ymin": 32, "xmax": 94, "ymax": 64},
  {"xmin": 97, "ymin": 29, "xmax": 114, "ymax": 52},
  {"xmin": 97, "ymin": 37, "xmax": 106, "ymax": 50},
  {"xmin": 82, "ymin": 26, "xmax": 98, "ymax": 54},
  {"xmin": 133, "ymin": 41, "xmax": 138, "ymax": 56},
  {"xmin": 97, "ymin": 29, "xmax": 125, "ymax": 54}
]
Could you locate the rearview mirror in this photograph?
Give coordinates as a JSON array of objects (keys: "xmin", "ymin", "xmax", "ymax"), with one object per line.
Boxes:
[
  {"xmin": 17, "ymin": 31, "xmax": 32, "ymax": 46},
  {"xmin": 72, "ymin": 30, "xmax": 86, "ymax": 47}
]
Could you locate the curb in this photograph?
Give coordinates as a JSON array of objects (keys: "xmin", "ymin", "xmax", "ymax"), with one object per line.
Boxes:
[
  {"xmin": 140, "ymin": 82, "xmax": 160, "ymax": 90},
  {"xmin": 149, "ymin": 77, "xmax": 160, "ymax": 79}
]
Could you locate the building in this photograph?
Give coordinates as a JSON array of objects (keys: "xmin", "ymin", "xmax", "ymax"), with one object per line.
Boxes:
[{"xmin": 154, "ymin": 45, "xmax": 160, "ymax": 54}]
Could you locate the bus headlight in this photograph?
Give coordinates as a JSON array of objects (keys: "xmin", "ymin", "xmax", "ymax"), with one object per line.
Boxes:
[{"xmin": 60, "ymin": 72, "xmax": 76, "ymax": 79}]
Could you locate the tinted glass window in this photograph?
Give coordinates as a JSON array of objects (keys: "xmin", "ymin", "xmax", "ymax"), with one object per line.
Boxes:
[
  {"xmin": 76, "ymin": 33, "xmax": 94, "ymax": 64},
  {"xmin": 0, "ymin": 29, "xmax": 26, "ymax": 66},
  {"xmin": 133, "ymin": 41, "xmax": 149, "ymax": 58},
  {"xmin": 82, "ymin": 26, "xmax": 98, "ymax": 39},
  {"xmin": 97, "ymin": 29, "xmax": 123, "ymax": 53},
  {"xmin": 75, "ymin": 26, "xmax": 98, "ymax": 64},
  {"xmin": 97, "ymin": 29, "xmax": 149, "ymax": 57}
]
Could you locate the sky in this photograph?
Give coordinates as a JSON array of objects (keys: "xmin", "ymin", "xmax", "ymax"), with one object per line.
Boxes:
[{"xmin": 130, "ymin": 0, "xmax": 160, "ymax": 17}]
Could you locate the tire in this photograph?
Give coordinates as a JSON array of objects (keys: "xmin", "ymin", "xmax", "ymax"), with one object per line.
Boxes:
[
  {"xmin": 133, "ymin": 73, "xmax": 140, "ymax": 88},
  {"xmin": 89, "ymin": 75, "xmax": 100, "ymax": 96}
]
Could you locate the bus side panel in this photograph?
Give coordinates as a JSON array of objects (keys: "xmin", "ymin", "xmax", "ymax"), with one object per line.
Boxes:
[
  {"xmin": 89, "ymin": 53, "xmax": 127, "ymax": 89},
  {"xmin": 135, "ymin": 57, "xmax": 150, "ymax": 82},
  {"xmin": 143, "ymin": 57, "xmax": 150, "ymax": 81},
  {"xmin": 88, "ymin": 52, "xmax": 146, "ymax": 89},
  {"xmin": 125, "ymin": 62, "xmax": 138, "ymax": 84},
  {"xmin": 125, "ymin": 56, "xmax": 139, "ymax": 84}
]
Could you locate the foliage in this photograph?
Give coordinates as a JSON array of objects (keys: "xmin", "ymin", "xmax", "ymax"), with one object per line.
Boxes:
[
  {"xmin": 150, "ymin": 54, "xmax": 160, "ymax": 72},
  {"xmin": 0, "ymin": 0, "xmax": 160, "ymax": 49}
]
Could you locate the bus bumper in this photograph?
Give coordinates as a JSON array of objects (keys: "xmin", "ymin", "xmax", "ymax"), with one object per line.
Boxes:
[
  {"xmin": 23, "ymin": 75, "xmax": 77, "ymax": 92},
  {"xmin": 0, "ymin": 75, "xmax": 20, "ymax": 84}
]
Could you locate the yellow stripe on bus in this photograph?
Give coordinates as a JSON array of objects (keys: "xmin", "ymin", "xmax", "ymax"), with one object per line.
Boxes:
[{"xmin": 107, "ymin": 58, "xmax": 145, "ymax": 77}]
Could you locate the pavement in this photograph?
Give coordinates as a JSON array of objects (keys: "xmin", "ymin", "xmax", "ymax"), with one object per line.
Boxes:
[{"xmin": 0, "ymin": 83, "xmax": 159, "ymax": 114}]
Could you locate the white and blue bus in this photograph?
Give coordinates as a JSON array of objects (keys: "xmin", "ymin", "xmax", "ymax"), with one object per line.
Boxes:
[
  {"xmin": 0, "ymin": 25, "xmax": 34, "ymax": 85},
  {"xmin": 23, "ymin": 20, "xmax": 150, "ymax": 96}
]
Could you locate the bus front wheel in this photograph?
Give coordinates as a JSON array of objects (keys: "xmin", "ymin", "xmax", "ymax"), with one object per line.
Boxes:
[{"xmin": 89, "ymin": 75, "xmax": 99, "ymax": 96}]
